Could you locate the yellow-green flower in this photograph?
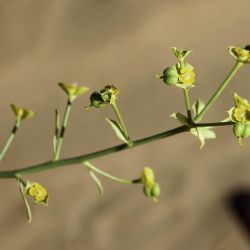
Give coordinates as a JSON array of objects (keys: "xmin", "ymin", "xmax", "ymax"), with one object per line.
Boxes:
[
  {"xmin": 88, "ymin": 85, "xmax": 119, "ymax": 108},
  {"xmin": 178, "ymin": 67, "xmax": 195, "ymax": 85},
  {"xmin": 228, "ymin": 93, "xmax": 250, "ymax": 123},
  {"xmin": 58, "ymin": 82, "xmax": 89, "ymax": 101},
  {"xmin": 11, "ymin": 104, "xmax": 34, "ymax": 120},
  {"xmin": 100, "ymin": 85, "xmax": 119, "ymax": 104},
  {"xmin": 229, "ymin": 46, "xmax": 250, "ymax": 63},
  {"xmin": 141, "ymin": 167, "xmax": 155, "ymax": 188},
  {"xmin": 25, "ymin": 181, "xmax": 49, "ymax": 205}
]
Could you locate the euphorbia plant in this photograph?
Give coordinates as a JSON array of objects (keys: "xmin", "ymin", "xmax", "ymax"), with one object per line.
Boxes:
[{"xmin": 0, "ymin": 45, "xmax": 249, "ymax": 222}]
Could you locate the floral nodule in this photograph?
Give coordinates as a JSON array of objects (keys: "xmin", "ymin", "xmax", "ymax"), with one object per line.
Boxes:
[
  {"xmin": 58, "ymin": 82, "xmax": 89, "ymax": 102},
  {"xmin": 11, "ymin": 104, "xmax": 34, "ymax": 121},
  {"xmin": 25, "ymin": 181, "xmax": 49, "ymax": 205}
]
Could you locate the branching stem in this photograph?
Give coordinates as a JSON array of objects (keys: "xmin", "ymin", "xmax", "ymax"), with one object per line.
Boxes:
[{"xmin": 0, "ymin": 121, "xmax": 233, "ymax": 179}]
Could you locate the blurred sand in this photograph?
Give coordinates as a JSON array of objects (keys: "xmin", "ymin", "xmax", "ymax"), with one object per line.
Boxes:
[{"xmin": 0, "ymin": 0, "xmax": 249, "ymax": 249}]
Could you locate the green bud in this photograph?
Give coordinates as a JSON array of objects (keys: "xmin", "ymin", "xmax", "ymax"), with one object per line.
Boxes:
[
  {"xmin": 143, "ymin": 186, "xmax": 151, "ymax": 197},
  {"xmin": 162, "ymin": 66, "xmax": 179, "ymax": 86},
  {"xmin": 151, "ymin": 182, "xmax": 160, "ymax": 198}
]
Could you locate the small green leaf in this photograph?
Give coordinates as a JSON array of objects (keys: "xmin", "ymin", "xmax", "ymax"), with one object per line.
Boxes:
[
  {"xmin": 170, "ymin": 112, "xmax": 189, "ymax": 125},
  {"xmin": 86, "ymin": 167, "xmax": 104, "ymax": 196},
  {"xmin": 17, "ymin": 179, "xmax": 32, "ymax": 223},
  {"xmin": 192, "ymin": 99, "xmax": 205, "ymax": 117},
  {"xmin": 190, "ymin": 127, "xmax": 216, "ymax": 149},
  {"xmin": 106, "ymin": 118, "xmax": 129, "ymax": 144}
]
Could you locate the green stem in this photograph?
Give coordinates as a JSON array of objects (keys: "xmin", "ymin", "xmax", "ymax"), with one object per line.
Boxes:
[
  {"xmin": 84, "ymin": 161, "xmax": 140, "ymax": 184},
  {"xmin": 111, "ymin": 102, "xmax": 132, "ymax": 145},
  {"xmin": 194, "ymin": 61, "xmax": 243, "ymax": 122},
  {"xmin": 193, "ymin": 121, "xmax": 234, "ymax": 127},
  {"xmin": 0, "ymin": 121, "xmax": 234, "ymax": 179},
  {"xmin": 183, "ymin": 88, "xmax": 192, "ymax": 123},
  {"xmin": 0, "ymin": 119, "xmax": 21, "ymax": 162},
  {"xmin": 54, "ymin": 99, "xmax": 72, "ymax": 160},
  {"xmin": 0, "ymin": 125, "xmax": 188, "ymax": 178}
]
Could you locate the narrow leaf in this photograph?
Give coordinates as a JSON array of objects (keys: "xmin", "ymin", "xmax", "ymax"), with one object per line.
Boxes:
[
  {"xmin": 105, "ymin": 118, "xmax": 129, "ymax": 144},
  {"xmin": 170, "ymin": 112, "xmax": 189, "ymax": 125},
  {"xmin": 17, "ymin": 179, "xmax": 32, "ymax": 223},
  {"xmin": 87, "ymin": 167, "xmax": 104, "ymax": 196},
  {"xmin": 190, "ymin": 127, "xmax": 216, "ymax": 149},
  {"xmin": 192, "ymin": 99, "xmax": 205, "ymax": 117}
]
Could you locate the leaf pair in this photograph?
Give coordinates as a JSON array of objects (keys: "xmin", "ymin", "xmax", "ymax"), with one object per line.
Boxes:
[{"xmin": 171, "ymin": 98, "xmax": 216, "ymax": 148}]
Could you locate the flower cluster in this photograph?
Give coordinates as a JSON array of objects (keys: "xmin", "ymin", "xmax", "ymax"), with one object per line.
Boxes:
[
  {"xmin": 228, "ymin": 93, "xmax": 250, "ymax": 142},
  {"xmin": 25, "ymin": 181, "xmax": 49, "ymax": 205},
  {"xmin": 88, "ymin": 85, "xmax": 119, "ymax": 108},
  {"xmin": 141, "ymin": 167, "xmax": 160, "ymax": 203},
  {"xmin": 155, "ymin": 47, "xmax": 195, "ymax": 88}
]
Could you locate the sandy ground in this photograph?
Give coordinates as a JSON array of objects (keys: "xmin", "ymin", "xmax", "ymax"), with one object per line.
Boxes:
[{"xmin": 0, "ymin": 0, "xmax": 249, "ymax": 249}]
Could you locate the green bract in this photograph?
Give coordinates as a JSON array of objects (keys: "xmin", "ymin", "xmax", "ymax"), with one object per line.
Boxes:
[
  {"xmin": 171, "ymin": 47, "xmax": 192, "ymax": 61},
  {"xmin": 11, "ymin": 104, "xmax": 34, "ymax": 120},
  {"xmin": 58, "ymin": 82, "xmax": 89, "ymax": 101}
]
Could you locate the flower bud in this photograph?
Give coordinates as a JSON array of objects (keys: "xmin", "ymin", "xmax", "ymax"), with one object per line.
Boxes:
[{"xmin": 162, "ymin": 66, "xmax": 179, "ymax": 86}]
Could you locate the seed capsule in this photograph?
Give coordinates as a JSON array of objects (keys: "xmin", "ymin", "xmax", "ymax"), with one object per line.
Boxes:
[
  {"xmin": 143, "ymin": 186, "xmax": 151, "ymax": 197},
  {"xmin": 151, "ymin": 182, "xmax": 160, "ymax": 198},
  {"xmin": 89, "ymin": 92, "xmax": 105, "ymax": 108},
  {"xmin": 162, "ymin": 66, "xmax": 179, "ymax": 86},
  {"xmin": 242, "ymin": 124, "xmax": 250, "ymax": 138},
  {"xmin": 233, "ymin": 122, "xmax": 250, "ymax": 138},
  {"xmin": 233, "ymin": 122, "xmax": 245, "ymax": 138}
]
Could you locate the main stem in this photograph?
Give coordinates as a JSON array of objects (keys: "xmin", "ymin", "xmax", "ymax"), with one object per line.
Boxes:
[
  {"xmin": 0, "ymin": 121, "xmax": 233, "ymax": 179},
  {"xmin": 194, "ymin": 61, "xmax": 243, "ymax": 122}
]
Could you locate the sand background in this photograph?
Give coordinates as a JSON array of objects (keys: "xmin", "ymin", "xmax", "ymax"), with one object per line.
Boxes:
[{"xmin": 0, "ymin": 0, "xmax": 249, "ymax": 249}]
